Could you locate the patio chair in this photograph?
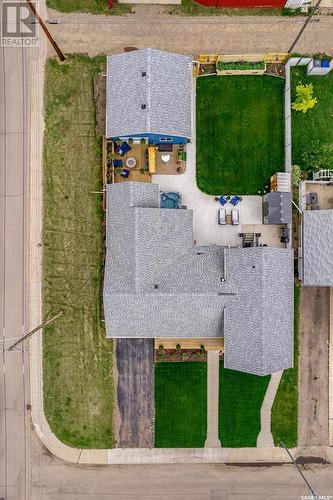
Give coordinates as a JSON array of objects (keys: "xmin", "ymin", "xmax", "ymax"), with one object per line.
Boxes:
[
  {"xmin": 230, "ymin": 195, "xmax": 241, "ymax": 206},
  {"xmin": 113, "ymin": 159, "xmax": 123, "ymax": 168},
  {"xmin": 120, "ymin": 169, "xmax": 130, "ymax": 178},
  {"xmin": 117, "ymin": 141, "xmax": 132, "ymax": 157},
  {"xmin": 218, "ymin": 196, "xmax": 228, "ymax": 206}
]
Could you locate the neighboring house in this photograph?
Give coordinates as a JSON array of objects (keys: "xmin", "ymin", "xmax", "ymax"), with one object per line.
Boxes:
[
  {"xmin": 299, "ymin": 180, "xmax": 333, "ymax": 287},
  {"xmin": 106, "ymin": 49, "xmax": 192, "ymax": 145},
  {"xmin": 103, "ymin": 182, "xmax": 294, "ymax": 377}
]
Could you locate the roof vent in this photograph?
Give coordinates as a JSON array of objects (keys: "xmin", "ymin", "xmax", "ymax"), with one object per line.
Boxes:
[
  {"xmin": 221, "ymin": 277, "xmax": 225, "ymax": 282},
  {"xmin": 141, "ymin": 104, "xmax": 146, "ymax": 110},
  {"xmin": 142, "ymin": 71, "xmax": 146, "ymax": 77},
  {"xmin": 154, "ymin": 284, "xmax": 159, "ymax": 289}
]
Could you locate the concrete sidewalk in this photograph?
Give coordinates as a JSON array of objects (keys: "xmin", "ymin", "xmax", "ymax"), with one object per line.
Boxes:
[
  {"xmin": 204, "ymin": 351, "xmax": 221, "ymax": 448},
  {"xmin": 257, "ymin": 372, "xmax": 283, "ymax": 447}
]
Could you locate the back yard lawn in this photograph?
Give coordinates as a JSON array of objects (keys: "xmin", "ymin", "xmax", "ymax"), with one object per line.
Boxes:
[
  {"xmin": 271, "ymin": 283, "xmax": 300, "ymax": 448},
  {"xmin": 291, "ymin": 67, "xmax": 333, "ymax": 171},
  {"xmin": 155, "ymin": 362, "xmax": 207, "ymax": 447},
  {"xmin": 219, "ymin": 363, "xmax": 270, "ymax": 447},
  {"xmin": 43, "ymin": 55, "xmax": 114, "ymax": 448},
  {"xmin": 196, "ymin": 75, "xmax": 285, "ymax": 195}
]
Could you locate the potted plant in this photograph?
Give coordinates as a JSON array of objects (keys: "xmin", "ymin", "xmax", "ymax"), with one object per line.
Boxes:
[
  {"xmin": 140, "ymin": 138, "xmax": 146, "ymax": 145},
  {"xmin": 128, "ymin": 138, "xmax": 134, "ymax": 145}
]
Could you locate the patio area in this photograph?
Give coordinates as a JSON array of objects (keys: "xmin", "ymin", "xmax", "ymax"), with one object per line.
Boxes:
[
  {"xmin": 112, "ymin": 143, "xmax": 150, "ymax": 184},
  {"xmin": 108, "ymin": 141, "xmax": 187, "ymax": 185}
]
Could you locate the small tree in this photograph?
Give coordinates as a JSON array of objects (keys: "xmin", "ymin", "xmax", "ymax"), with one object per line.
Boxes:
[{"xmin": 292, "ymin": 82, "xmax": 317, "ymax": 113}]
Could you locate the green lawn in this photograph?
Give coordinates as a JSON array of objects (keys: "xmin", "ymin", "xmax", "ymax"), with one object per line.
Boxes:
[
  {"xmin": 43, "ymin": 55, "xmax": 114, "ymax": 448},
  {"xmin": 291, "ymin": 67, "xmax": 333, "ymax": 171},
  {"xmin": 196, "ymin": 75, "xmax": 285, "ymax": 195},
  {"xmin": 271, "ymin": 283, "xmax": 300, "ymax": 448},
  {"xmin": 155, "ymin": 363, "xmax": 207, "ymax": 447},
  {"xmin": 47, "ymin": 0, "xmax": 132, "ymax": 15},
  {"xmin": 219, "ymin": 363, "xmax": 270, "ymax": 447}
]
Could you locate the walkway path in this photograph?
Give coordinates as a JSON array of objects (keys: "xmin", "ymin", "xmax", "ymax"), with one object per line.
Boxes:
[
  {"xmin": 205, "ymin": 351, "xmax": 221, "ymax": 448},
  {"xmin": 257, "ymin": 371, "xmax": 283, "ymax": 447}
]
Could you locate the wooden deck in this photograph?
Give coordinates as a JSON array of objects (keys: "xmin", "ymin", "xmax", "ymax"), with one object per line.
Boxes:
[
  {"xmin": 155, "ymin": 338, "xmax": 224, "ymax": 351},
  {"xmin": 114, "ymin": 143, "xmax": 151, "ymax": 184}
]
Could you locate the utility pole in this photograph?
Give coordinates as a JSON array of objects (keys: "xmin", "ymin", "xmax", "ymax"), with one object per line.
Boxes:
[
  {"xmin": 281, "ymin": 442, "xmax": 318, "ymax": 499},
  {"xmin": 8, "ymin": 311, "xmax": 64, "ymax": 351},
  {"xmin": 25, "ymin": 0, "xmax": 66, "ymax": 61},
  {"xmin": 288, "ymin": 0, "xmax": 322, "ymax": 54}
]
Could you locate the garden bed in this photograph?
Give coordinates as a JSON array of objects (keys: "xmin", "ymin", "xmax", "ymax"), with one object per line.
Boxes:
[
  {"xmin": 265, "ymin": 62, "xmax": 286, "ymax": 79},
  {"xmin": 155, "ymin": 348, "xmax": 224, "ymax": 362}
]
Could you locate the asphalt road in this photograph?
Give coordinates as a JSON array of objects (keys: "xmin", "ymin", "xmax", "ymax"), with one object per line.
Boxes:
[
  {"xmin": 45, "ymin": 8, "xmax": 333, "ymax": 57},
  {"xmin": 0, "ymin": 47, "xmax": 30, "ymax": 500},
  {"xmin": 29, "ymin": 434, "xmax": 333, "ymax": 500}
]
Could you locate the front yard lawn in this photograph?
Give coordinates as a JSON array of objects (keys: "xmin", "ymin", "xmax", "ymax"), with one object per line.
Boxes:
[
  {"xmin": 155, "ymin": 362, "xmax": 207, "ymax": 447},
  {"xmin": 219, "ymin": 363, "xmax": 270, "ymax": 447},
  {"xmin": 291, "ymin": 67, "xmax": 333, "ymax": 170},
  {"xmin": 271, "ymin": 283, "xmax": 300, "ymax": 448},
  {"xmin": 43, "ymin": 55, "xmax": 114, "ymax": 448},
  {"xmin": 196, "ymin": 75, "xmax": 285, "ymax": 195}
]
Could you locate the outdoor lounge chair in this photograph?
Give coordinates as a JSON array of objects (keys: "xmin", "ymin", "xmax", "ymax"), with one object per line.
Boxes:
[
  {"xmin": 113, "ymin": 159, "xmax": 123, "ymax": 168},
  {"xmin": 117, "ymin": 141, "xmax": 132, "ymax": 157},
  {"xmin": 218, "ymin": 196, "xmax": 228, "ymax": 206},
  {"xmin": 231, "ymin": 209, "xmax": 239, "ymax": 225},
  {"xmin": 120, "ymin": 169, "xmax": 130, "ymax": 178},
  {"xmin": 230, "ymin": 195, "xmax": 241, "ymax": 206}
]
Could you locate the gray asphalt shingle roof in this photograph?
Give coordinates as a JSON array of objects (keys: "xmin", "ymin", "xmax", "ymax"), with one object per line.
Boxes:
[
  {"xmin": 103, "ymin": 182, "xmax": 294, "ymax": 376},
  {"xmin": 106, "ymin": 49, "xmax": 192, "ymax": 138},
  {"xmin": 302, "ymin": 210, "xmax": 333, "ymax": 286}
]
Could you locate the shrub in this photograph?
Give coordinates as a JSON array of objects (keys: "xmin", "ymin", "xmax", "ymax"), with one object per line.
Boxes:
[
  {"xmin": 176, "ymin": 343, "xmax": 181, "ymax": 350},
  {"xmin": 292, "ymin": 82, "xmax": 317, "ymax": 113},
  {"xmin": 291, "ymin": 165, "xmax": 302, "ymax": 189},
  {"xmin": 181, "ymin": 352, "xmax": 190, "ymax": 361},
  {"xmin": 158, "ymin": 344, "xmax": 164, "ymax": 351},
  {"xmin": 140, "ymin": 138, "xmax": 146, "ymax": 145},
  {"xmin": 301, "ymin": 141, "xmax": 332, "ymax": 172},
  {"xmin": 128, "ymin": 138, "xmax": 133, "ymax": 145},
  {"xmin": 200, "ymin": 344, "xmax": 205, "ymax": 352}
]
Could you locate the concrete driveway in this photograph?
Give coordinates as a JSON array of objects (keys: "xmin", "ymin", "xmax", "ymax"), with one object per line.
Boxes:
[
  {"xmin": 153, "ymin": 78, "xmax": 274, "ymax": 248},
  {"xmin": 298, "ymin": 287, "xmax": 329, "ymax": 446}
]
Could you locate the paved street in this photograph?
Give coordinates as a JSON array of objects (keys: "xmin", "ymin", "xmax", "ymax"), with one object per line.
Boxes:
[
  {"xmin": 299, "ymin": 287, "xmax": 329, "ymax": 446},
  {"xmin": 29, "ymin": 434, "xmax": 333, "ymax": 500},
  {"xmin": 45, "ymin": 8, "xmax": 333, "ymax": 56},
  {"xmin": 0, "ymin": 46, "xmax": 31, "ymax": 500}
]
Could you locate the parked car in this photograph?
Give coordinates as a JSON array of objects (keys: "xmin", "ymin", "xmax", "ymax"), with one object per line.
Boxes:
[
  {"xmin": 218, "ymin": 209, "xmax": 226, "ymax": 225},
  {"xmin": 231, "ymin": 209, "xmax": 239, "ymax": 225}
]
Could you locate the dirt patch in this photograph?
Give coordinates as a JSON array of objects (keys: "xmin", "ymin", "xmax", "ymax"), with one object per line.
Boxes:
[
  {"xmin": 265, "ymin": 63, "xmax": 286, "ymax": 79},
  {"xmin": 94, "ymin": 73, "xmax": 106, "ymax": 136}
]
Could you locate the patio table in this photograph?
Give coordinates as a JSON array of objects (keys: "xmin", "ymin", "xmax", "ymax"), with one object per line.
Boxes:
[{"xmin": 126, "ymin": 157, "xmax": 137, "ymax": 169}]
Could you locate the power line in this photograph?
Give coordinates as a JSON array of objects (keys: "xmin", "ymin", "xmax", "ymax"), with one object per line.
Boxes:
[
  {"xmin": 25, "ymin": 0, "xmax": 66, "ymax": 61},
  {"xmin": 288, "ymin": 0, "xmax": 322, "ymax": 53},
  {"xmin": 8, "ymin": 311, "xmax": 64, "ymax": 351},
  {"xmin": 281, "ymin": 442, "xmax": 318, "ymax": 499}
]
